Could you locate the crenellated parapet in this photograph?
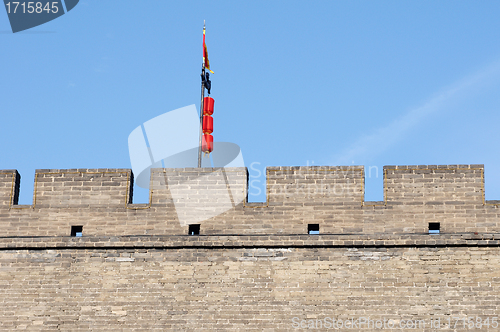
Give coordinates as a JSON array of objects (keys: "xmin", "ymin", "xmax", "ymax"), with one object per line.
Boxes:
[
  {"xmin": 0, "ymin": 169, "xmax": 132, "ymax": 209},
  {"xmin": 0, "ymin": 165, "xmax": 498, "ymax": 237}
]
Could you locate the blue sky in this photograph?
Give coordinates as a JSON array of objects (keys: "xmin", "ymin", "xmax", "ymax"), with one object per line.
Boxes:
[{"xmin": 1, "ymin": 1, "xmax": 500, "ymax": 204}]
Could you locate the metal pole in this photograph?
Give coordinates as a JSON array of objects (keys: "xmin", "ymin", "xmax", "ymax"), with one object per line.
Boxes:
[{"xmin": 198, "ymin": 64, "xmax": 205, "ymax": 168}]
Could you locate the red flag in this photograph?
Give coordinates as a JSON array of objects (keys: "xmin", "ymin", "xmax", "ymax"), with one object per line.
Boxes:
[{"xmin": 203, "ymin": 27, "xmax": 214, "ymax": 74}]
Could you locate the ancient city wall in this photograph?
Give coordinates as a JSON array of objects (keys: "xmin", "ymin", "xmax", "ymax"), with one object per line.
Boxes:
[
  {"xmin": 0, "ymin": 235, "xmax": 499, "ymax": 331},
  {"xmin": 0, "ymin": 165, "xmax": 499, "ymax": 237},
  {"xmin": 0, "ymin": 165, "xmax": 500, "ymax": 331}
]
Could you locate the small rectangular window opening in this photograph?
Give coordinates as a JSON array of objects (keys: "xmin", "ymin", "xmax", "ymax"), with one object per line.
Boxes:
[
  {"xmin": 428, "ymin": 222, "xmax": 440, "ymax": 234},
  {"xmin": 308, "ymin": 224, "xmax": 320, "ymax": 235},
  {"xmin": 71, "ymin": 225, "xmax": 83, "ymax": 237},
  {"xmin": 189, "ymin": 224, "xmax": 200, "ymax": 236}
]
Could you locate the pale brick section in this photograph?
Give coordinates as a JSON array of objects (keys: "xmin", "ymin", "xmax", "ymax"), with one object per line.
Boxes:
[
  {"xmin": 149, "ymin": 169, "xmax": 173, "ymax": 206},
  {"xmin": 385, "ymin": 165, "xmax": 484, "ymax": 204},
  {"xmin": 267, "ymin": 166, "xmax": 363, "ymax": 203},
  {"xmin": 161, "ymin": 168, "xmax": 247, "ymax": 226}
]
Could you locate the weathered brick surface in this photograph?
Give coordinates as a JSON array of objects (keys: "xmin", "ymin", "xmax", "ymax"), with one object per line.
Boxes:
[
  {"xmin": 0, "ymin": 165, "xmax": 500, "ymax": 330},
  {"xmin": 385, "ymin": 165, "xmax": 483, "ymax": 203},
  {"xmin": 0, "ymin": 240, "xmax": 499, "ymax": 331},
  {"xmin": 267, "ymin": 166, "xmax": 364, "ymax": 203}
]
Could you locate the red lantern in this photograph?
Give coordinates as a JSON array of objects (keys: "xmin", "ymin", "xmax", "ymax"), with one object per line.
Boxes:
[
  {"xmin": 202, "ymin": 115, "xmax": 213, "ymax": 134},
  {"xmin": 203, "ymin": 97, "xmax": 214, "ymax": 115},
  {"xmin": 202, "ymin": 134, "xmax": 213, "ymax": 153}
]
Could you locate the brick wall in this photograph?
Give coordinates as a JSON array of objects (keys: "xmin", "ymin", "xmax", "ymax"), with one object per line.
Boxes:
[
  {"xmin": 0, "ymin": 165, "xmax": 498, "ymax": 236},
  {"xmin": 0, "ymin": 235, "xmax": 499, "ymax": 331},
  {"xmin": 1, "ymin": 165, "xmax": 500, "ymax": 330}
]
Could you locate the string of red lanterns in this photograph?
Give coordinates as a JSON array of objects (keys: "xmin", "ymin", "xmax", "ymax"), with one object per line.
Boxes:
[{"xmin": 202, "ymin": 96, "xmax": 214, "ymax": 153}]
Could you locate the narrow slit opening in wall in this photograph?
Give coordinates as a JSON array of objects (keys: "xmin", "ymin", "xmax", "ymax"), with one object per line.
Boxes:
[
  {"xmin": 485, "ymin": 168, "xmax": 496, "ymax": 201},
  {"xmin": 246, "ymin": 164, "xmax": 267, "ymax": 203},
  {"xmin": 364, "ymin": 165, "xmax": 384, "ymax": 202},
  {"xmin": 131, "ymin": 183, "xmax": 150, "ymax": 204},
  {"xmin": 308, "ymin": 224, "xmax": 319, "ymax": 235},
  {"xmin": 188, "ymin": 224, "xmax": 200, "ymax": 235},
  {"xmin": 129, "ymin": 125, "xmax": 155, "ymax": 204},
  {"xmin": 16, "ymin": 169, "xmax": 36, "ymax": 205},
  {"xmin": 428, "ymin": 222, "xmax": 440, "ymax": 234},
  {"xmin": 71, "ymin": 226, "xmax": 83, "ymax": 237}
]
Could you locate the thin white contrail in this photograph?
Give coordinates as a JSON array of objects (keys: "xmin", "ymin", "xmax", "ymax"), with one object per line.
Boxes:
[{"xmin": 331, "ymin": 60, "xmax": 500, "ymax": 165}]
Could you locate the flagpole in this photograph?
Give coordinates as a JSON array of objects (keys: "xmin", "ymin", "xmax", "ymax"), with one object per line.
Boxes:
[
  {"xmin": 198, "ymin": 63, "xmax": 205, "ymax": 168},
  {"xmin": 198, "ymin": 21, "xmax": 206, "ymax": 168}
]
